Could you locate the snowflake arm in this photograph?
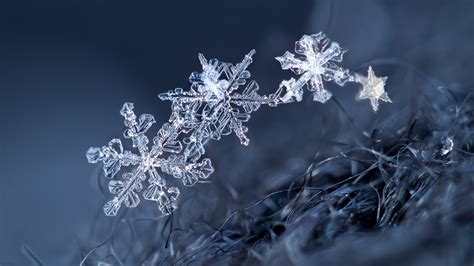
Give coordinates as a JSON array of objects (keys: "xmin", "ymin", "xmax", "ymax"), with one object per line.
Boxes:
[{"xmin": 160, "ymin": 155, "xmax": 214, "ymax": 186}]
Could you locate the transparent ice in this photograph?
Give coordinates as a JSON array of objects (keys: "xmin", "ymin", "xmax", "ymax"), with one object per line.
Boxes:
[
  {"xmin": 276, "ymin": 32, "xmax": 354, "ymax": 103},
  {"xmin": 159, "ymin": 50, "xmax": 281, "ymax": 157},
  {"xmin": 86, "ymin": 103, "xmax": 214, "ymax": 216},
  {"xmin": 86, "ymin": 32, "xmax": 392, "ymax": 216}
]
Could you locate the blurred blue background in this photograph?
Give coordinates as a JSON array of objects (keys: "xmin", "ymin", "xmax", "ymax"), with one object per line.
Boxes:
[{"xmin": 0, "ymin": 0, "xmax": 473, "ymax": 264}]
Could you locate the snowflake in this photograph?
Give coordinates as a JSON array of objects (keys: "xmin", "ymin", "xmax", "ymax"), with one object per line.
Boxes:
[
  {"xmin": 86, "ymin": 32, "xmax": 393, "ymax": 217},
  {"xmin": 86, "ymin": 103, "xmax": 214, "ymax": 216},
  {"xmin": 159, "ymin": 50, "xmax": 280, "ymax": 161},
  {"xmin": 356, "ymin": 66, "xmax": 391, "ymax": 112},
  {"xmin": 276, "ymin": 32, "xmax": 353, "ymax": 103}
]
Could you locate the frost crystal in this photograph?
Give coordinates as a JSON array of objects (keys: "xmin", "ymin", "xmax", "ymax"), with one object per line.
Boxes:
[
  {"xmin": 86, "ymin": 32, "xmax": 393, "ymax": 216},
  {"xmin": 440, "ymin": 136, "xmax": 454, "ymax": 156},
  {"xmin": 87, "ymin": 103, "xmax": 214, "ymax": 216},
  {"xmin": 276, "ymin": 32, "xmax": 353, "ymax": 103},
  {"xmin": 159, "ymin": 50, "xmax": 279, "ymax": 157},
  {"xmin": 356, "ymin": 66, "xmax": 391, "ymax": 112}
]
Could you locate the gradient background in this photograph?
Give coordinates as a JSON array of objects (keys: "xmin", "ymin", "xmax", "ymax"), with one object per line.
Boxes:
[{"xmin": 0, "ymin": 0, "xmax": 473, "ymax": 264}]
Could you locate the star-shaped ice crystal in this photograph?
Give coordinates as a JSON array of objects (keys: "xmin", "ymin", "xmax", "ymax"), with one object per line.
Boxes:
[{"xmin": 357, "ymin": 66, "xmax": 391, "ymax": 112}]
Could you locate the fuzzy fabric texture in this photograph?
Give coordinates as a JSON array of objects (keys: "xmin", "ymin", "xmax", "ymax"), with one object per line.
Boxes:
[{"xmin": 80, "ymin": 86, "xmax": 473, "ymax": 265}]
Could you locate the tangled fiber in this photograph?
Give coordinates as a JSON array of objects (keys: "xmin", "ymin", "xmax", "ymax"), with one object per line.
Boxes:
[{"xmin": 80, "ymin": 86, "xmax": 474, "ymax": 266}]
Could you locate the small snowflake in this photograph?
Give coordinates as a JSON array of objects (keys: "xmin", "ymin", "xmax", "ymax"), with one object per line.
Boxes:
[
  {"xmin": 356, "ymin": 66, "xmax": 391, "ymax": 112},
  {"xmin": 276, "ymin": 32, "xmax": 352, "ymax": 103}
]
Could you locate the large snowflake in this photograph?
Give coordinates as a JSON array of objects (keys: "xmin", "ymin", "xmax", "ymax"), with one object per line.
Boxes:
[
  {"xmin": 159, "ymin": 50, "xmax": 280, "ymax": 162},
  {"xmin": 276, "ymin": 32, "xmax": 353, "ymax": 103},
  {"xmin": 86, "ymin": 103, "xmax": 214, "ymax": 216}
]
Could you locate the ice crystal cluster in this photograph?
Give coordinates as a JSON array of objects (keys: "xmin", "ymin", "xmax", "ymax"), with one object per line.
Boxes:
[{"xmin": 87, "ymin": 32, "xmax": 392, "ymax": 216}]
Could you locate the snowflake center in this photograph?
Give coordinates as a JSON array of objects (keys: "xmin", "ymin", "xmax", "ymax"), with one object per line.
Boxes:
[
  {"xmin": 310, "ymin": 60, "xmax": 324, "ymax": 74},
  {"xmin": 142, "ymin": 154, "xmax": 154, "ymax": 168}
]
